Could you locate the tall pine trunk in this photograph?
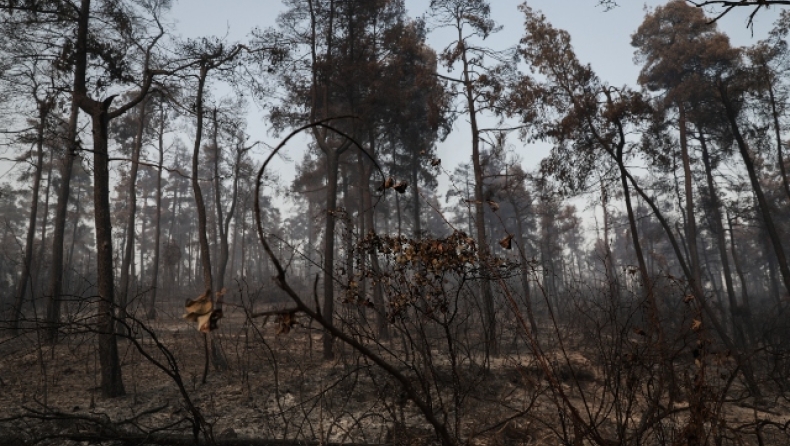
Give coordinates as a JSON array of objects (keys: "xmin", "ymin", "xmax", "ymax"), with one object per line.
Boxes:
[
  {"xmin": 83, "ymin": 95, "xmax": 125, "ymax": 398},
  {"xmin": 148, "ymin": 100, "xmax": 165, "ymax": 319},
  {"xmin": 461, "ymin": 40, "xmax": 497, "ymax": 356},
  {"xmin": 44, "ymin": 76, "xmax": 81, "ymax": 343},
  {"xmin": 191, "ymin": 65, "xmax": 228, "ymax": 379},
  {"xmin": 118, "ymin": 97, "xmax": 148, "ymax": 333}
]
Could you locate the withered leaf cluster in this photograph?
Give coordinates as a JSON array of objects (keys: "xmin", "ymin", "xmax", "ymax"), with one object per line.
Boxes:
[
  {"xmin": 356, "ymin": 231, "xmax": 481, "ymax": 320},
  {"xmin": 377, "ymin": 177, "xmax": 409, "ymax": 194},
  {"xmin": 183, "ymin": 288, "xmax": 226, "ymax": 333}
]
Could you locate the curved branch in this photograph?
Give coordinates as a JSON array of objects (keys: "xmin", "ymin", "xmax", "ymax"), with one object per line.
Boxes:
[{"xmin": 254, "ymin": 118, "xmax": 453, "ymax": 446}]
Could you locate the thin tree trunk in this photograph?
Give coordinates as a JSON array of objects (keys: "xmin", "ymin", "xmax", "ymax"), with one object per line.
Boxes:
[
  {"xmin": 65, "ymin": 181, "xmax": 83, "ymax": 291},
  {"xmin": 321, "ymin": 147, "xmax": 341, "ymax": 361},
  {"xmin": 211, "ymin": 109, "xmax": 226, "ymax": 292},
  {"xmin": 190, "ymin": 65, "xmax": 228, "ymax": 379},
  {"xmin": 140, "ymin": 187, "xmax": 148, "ymax": 287},
  {"xmin": 601, "ymin": 182, "xmax": 619, "ymax": 299},
  {"xmin": 118, "ymin": 97, "xmax": 148, "ymax": 333},
  {"xmin": 461, "ymin": 37, "xmax": 496, "ymax": 356},
  {"xmin": 510, "ymin": 195, "xmax": 537, "ymax": 335},
  {"xmin": 148, "ymin": 100, "xmax": 165, "ymax": 319},
  {"xmin": 679, "ymin": 103, "xmax": 703, "ymax": 292},
  {"xmin": 395, "ymin": 191, "xmax": 402, "ymax": 237},
  {"xmin": 192, "ymin": 66, "xmax": 213, "ymax": 296},
  {"xmin": 698, "ymin": 128, "xmax": 748, "ymax": 347},
  {"xmin": 34, "ymin": 146, "xmax": 54, "ymax": 301},
  {"xmin": 411, "ymin": 146, "xmax": 421, "ymax": 238},
  {"xmin": 727, "ymin": 212, "xmax": 752, "ymax": 320},
  {"xmin": 12, "ymin": 101, "xmax": 49, "ymax": 334},
  {"xmin": 363, "ymin": 163, "xmax": 388, "ymax": 340}
]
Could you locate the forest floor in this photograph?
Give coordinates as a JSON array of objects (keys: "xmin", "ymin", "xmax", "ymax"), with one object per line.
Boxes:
[{"xmin": 1, "ymin": 298, "xmax": 790, "ymax": 445}]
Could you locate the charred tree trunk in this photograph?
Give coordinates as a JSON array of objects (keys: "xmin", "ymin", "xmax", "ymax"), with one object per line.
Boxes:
[
  {"xmin": 190, "ymin": 66, "xmax": 228, "ymax": 378},
  {"xmin": 192, "ymin": 66, "xmax": 213, "ymax": 298},
  {"xmin": 82, "ymin": 95, "xmax": 126, "ymax": 398},
  {"xmin": 118, "ymin": 97, "xmax": 148, "ymax": 333}
]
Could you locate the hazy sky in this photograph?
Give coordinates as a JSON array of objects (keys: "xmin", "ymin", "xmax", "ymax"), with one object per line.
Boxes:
[
  {"xmin": 167, "ymin": 0, "xmax": 781, "ymax": 193},
  {"xmin": 1, "ymin": 2, "xmax": 778, "ymax": 197}
]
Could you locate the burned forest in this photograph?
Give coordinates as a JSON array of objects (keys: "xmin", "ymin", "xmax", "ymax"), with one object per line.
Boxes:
[{"xmin": 2, "ymin": 0, "xmax": 790, "ymax": 445}]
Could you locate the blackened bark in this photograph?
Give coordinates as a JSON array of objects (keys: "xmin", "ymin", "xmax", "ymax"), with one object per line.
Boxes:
[
  {"xmin": 86, "ymin": 96, "xmax": 125, "ymax": 398},
  {"xmin": 118, "ymin": 97, "xmax": 148, "ymax": 333},
  {"xmin": 192, "ymin": 65, "xmax": 213, "ymax": 296}
]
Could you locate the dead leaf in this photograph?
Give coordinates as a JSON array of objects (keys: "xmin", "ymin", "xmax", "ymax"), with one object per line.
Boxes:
[
  {"xmin": 683, "ymin": 295, "xmax": 694, "ymax": 304},
  {"xmin": 498, "ymin": 234, "xmax": 513, "ymax": 250},
  {"xmin": 184, "ymin": 291, "xmax": 212, "ymax": 322},
  {"xmin": 378, "ymin": 177, "xmax": 395, "ymax": 191},
  {"xmin": 430, "ymin": 158, "xmax": 441, "ymax": 166},
  {"xmin": 183, "ymin": 290, "xmax": 223, "ymax": 332},
  {"xmin": 487, "ymin": 200, "xmax": 500, "ymax": 211},
  {"xmin": 203, "ymin": 309, "xmax": 223, "ymax": 333},
  {"xmin": 275, "ymin": 311, "xmax": 297, "ymax": 335},
  {"xmin": 394, "ymin": 181, "xmax": 408, "ymax": 193},
  {"xmin": 633, "ymin": 327, "xmax": 647, "ymax": 337},
  {"xmin": 691, "ymin": 319, "xmax": 702, "ymax": 332}
]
